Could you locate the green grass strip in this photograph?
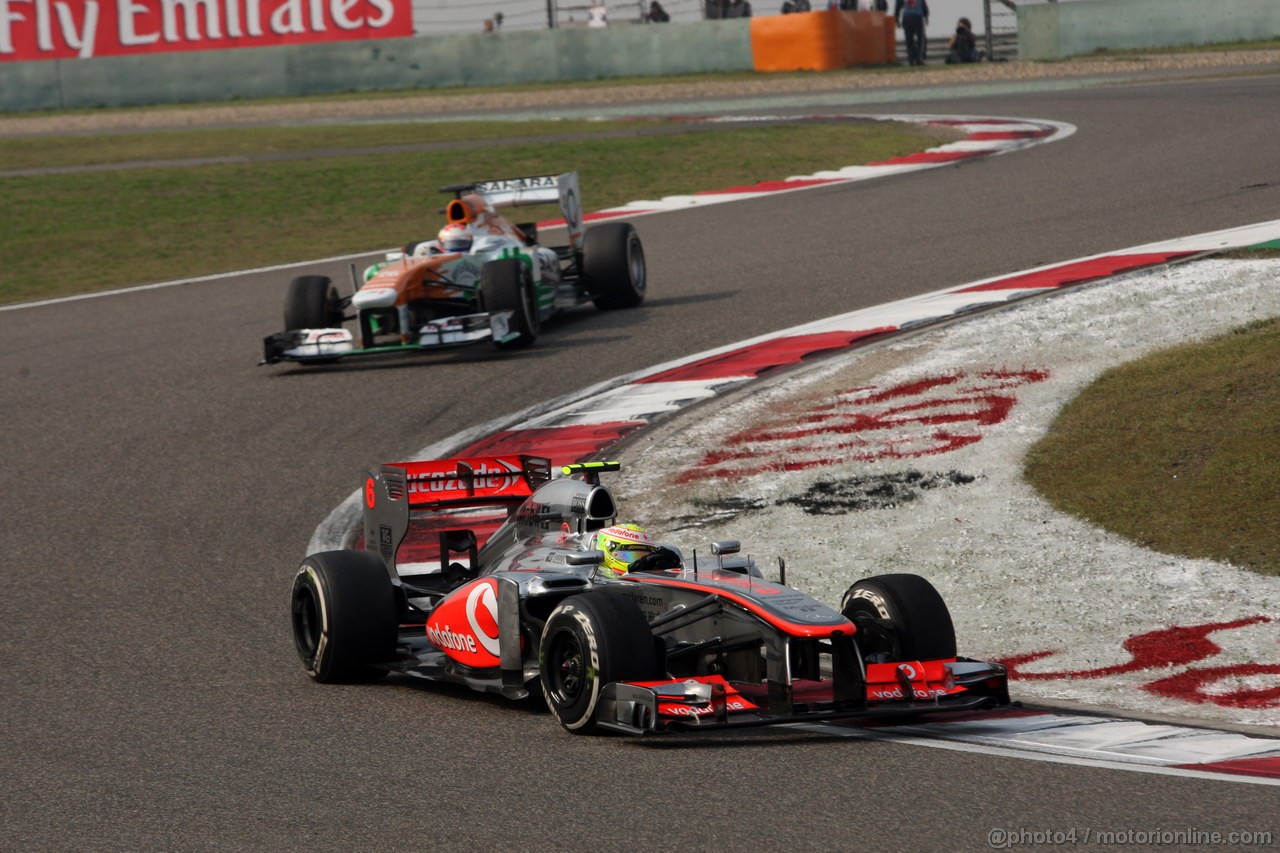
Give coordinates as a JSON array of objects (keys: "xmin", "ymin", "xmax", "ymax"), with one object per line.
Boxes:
[
  {"xmin": 0, "ymin": 120, "xmax": 954, "ymax": 304},
  {"xmin": 1025, "ymin": 317, "xmax": 1280, "ymax": 576},
  {"xmin": 0, "ymin": 119, "xmax": 667, "ymax": 171}
]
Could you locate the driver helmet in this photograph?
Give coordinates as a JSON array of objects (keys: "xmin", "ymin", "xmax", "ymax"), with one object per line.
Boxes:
[
  {"xmin": 591, "ymin": 523, "xmax": 659, "ymax": 576},
  {"xmin": 438, "ymin": 222, "xmax": 473, "ymax": 253}
]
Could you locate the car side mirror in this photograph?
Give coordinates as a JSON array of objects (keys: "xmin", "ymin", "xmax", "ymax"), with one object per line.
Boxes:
[
  {"xmin": 566, "ymin": 550, "xmax": 605, "ymax": 567},
  {"xmin": 711, "ymin": 540, "xmax": 741, "ymax": 556}
]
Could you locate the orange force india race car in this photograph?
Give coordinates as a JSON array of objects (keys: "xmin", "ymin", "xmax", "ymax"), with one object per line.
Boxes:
[
  {"xmin": 290, "ymin": 456, "xmax": 1010, "ymax": 734},
  {"xmin": 262, "ymin": 172, "xmax": 645, "ymax": 365}
]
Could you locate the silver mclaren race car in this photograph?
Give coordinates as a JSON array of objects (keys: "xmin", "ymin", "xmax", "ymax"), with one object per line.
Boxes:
[{"xmin": 290, "ymin": 456, "xmax": 1010, "ymax": 734}]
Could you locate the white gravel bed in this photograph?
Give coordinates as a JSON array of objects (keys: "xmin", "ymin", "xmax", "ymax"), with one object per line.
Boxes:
[{"xmin": 614, "ymin": 258, "xmax": 1280, "ymax": 728}]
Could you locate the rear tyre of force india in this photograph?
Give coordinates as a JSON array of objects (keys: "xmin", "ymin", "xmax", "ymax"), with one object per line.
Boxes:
[
  {"xmin": 840, "ymin": 574, "xmax": 957, "ymax": 663},
  {"xmin": 539, "ymin": 593, "xmax": 658, "ymax": 733},
  {"xmin": 291, "ymin": 550, "xmax": 397, "ymax": 683},
  {"xmin": 284, "ymin": 275, "xmax": 344, "ymax": 330},
  {"xmin": 482, "ymin": 258, "xmax": 540, "ymax": 350},
  {"xmin": 584, "ymin": 222, "xmax": 646, "ymax": 310}
]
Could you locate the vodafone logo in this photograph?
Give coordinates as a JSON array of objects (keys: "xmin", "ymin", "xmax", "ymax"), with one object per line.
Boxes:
[
  {"xmin": 465, "ymin": 579, "xmax": 500, "ymax": 657},
  {"xmin": 425, "ymin": 622, "xmax": 477, "ymax": 654},
  {"xmin": 426, "ymin": 578, "xmax": 501, "ymax": 666},
  {"xmin": 869, "ymin": 686, "xmax": 949, "ymax": 700}
]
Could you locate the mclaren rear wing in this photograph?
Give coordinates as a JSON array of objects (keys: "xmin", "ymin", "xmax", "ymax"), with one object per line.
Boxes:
[{"xmin": 361, "ymin": 455, "xmax": 551, "ymax": 581}]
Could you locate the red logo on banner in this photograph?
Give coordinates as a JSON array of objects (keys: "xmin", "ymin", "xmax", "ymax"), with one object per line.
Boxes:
[{"xmin": 0, "ymin": 0, "xmax": 413, "ymax": 62}]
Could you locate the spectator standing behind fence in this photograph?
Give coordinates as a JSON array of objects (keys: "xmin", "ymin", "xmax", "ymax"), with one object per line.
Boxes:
[
  {"xmin": 647, "ymin": 1, "xmax": 670, "ymax": 21},
  {"xmin": 781, "ymin": 0, "xmax": 811, "ymax": 11},
  {"xmin": 894, "ymin": 0, "xmax": 929, "ymax": 66},
  {"xmin": 946, "ymin": 17, "xmax": 979, "ymax": 63}
]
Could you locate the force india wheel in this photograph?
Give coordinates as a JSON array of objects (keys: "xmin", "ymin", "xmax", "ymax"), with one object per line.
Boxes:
[
  {"xmin": 290, "ymin": 550, "xmax": 397, "ymax": 683},
  {"xmin": 539, "ymin": 593, "xmax": 658, "ymax": 734},
  {"xmin": 284, "ymin": 275, "xmax": 344, "ymax": 331},
  {"xmin": 840, "ymin": 573, "xmax": 957, "ymax": 663},
  {"xmin": 482, "ymin": 258, "xmax": 540, "ymax": 350},
  {"xmin": 583, "ymin": 222, "xmax": 646, "ymax": 310}
]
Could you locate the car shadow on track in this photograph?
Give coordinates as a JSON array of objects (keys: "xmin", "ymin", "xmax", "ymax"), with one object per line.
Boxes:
[
  {"xmin": 637, "ymin": 290, "xmax": 738, "ymax": 308},
  {"xmin": 626, "ymin": 731, "xmax": 865, "ymax": 749},
  {"xmin": 386, "ymin": 675, "xmax": 870, "ymax": 747}
]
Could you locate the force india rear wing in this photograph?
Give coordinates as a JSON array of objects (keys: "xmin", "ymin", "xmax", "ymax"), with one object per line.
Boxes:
[{"xmin": 472, "ymin": 172, "xmax": 585, "ymax": 253}]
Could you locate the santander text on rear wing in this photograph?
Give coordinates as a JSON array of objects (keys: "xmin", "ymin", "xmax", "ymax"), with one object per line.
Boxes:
[{"xmin": 390, "ymin": 455, "xmax": 552, "ymax": 509}]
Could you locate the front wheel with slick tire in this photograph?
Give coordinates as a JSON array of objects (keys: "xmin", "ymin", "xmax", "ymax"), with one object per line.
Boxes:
[
  {"xmin": 583, "ymin": 222, "xmax": 646, "ymax": 310},
  {"xmin": 539, "ymin": 593, "xmax": 658, "ymax": 733},
  {"xmin": 840, "ymin": 573, "xmax": 957, "ymax": 663},
  {"xmin": 291, "ymin": 550, "xmax": 397, "ymax": 683},
  {"xmin": 284, "ymin": 275, "xmax": 343, "ymax": 330},
  {"xmin": 482, "ymin": 258, "xmax": 539, "ymax": 350}
]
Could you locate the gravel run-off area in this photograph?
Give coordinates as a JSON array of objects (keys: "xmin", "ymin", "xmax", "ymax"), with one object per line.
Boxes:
[{"xmin": 616, "ymin": 258, "xmax": 1280, "ymax": 729}]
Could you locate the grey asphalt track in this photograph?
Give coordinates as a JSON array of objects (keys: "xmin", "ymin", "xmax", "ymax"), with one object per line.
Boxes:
[{"xmin": 4, "ymin": 73, "xmax": 1280, "ymax": 850}]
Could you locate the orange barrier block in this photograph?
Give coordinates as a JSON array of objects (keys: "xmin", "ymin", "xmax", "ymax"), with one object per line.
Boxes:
[
  {"xmin": 751, "ymin": 10, "xmax": 893, "ymax": 73},
  {"xmin": 750, "ymin": 10, "xmax": 844, "ymax": 72}
]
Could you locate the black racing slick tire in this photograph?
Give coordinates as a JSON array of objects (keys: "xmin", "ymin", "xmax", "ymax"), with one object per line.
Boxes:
[
  {"xmin": 290, "ymin": 550, "xmax": 397, "ymax": 683},
  {"xmin": 539, "ymin": 593, "xmax": 658, "ymax": 734},
  {"xmin": 583, "ymin": 222, "xmax": 646, "ymax": 310},
  {"xmin": 481, "ymin": 258, "xmax": 539, "ymax": 350},
  {"xmin": 840, "ymin": 574, "xmax": 957, "ymax": 663},
  {"xmin": 284, "ymin": 275, "xmax": 343, "ymax": 330}
]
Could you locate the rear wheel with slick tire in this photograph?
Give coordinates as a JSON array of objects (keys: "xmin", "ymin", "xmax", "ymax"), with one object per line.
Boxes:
[
  {"xmin": 284, "ymin": 275, "xmax": 343, "ymax": 330},
  {"xmin": 840, "ymin": 573, "xmax": 956, "ymax": 663},
  {"xmin": 291, "ymin": 550, "xmax": 397, "ymax": 683},
  {"xmin": 539, "ymin": 593, "xmax": 658, "ymax": 733},
  {"xmin": 584, "ymin": 222, "xmax": 646, "ymax": 310},
  {"xmin": 482, "ymin": 258, "xmax": 539, "ymax": 350}
]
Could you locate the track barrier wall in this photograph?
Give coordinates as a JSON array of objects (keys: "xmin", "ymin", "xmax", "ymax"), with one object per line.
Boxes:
[
  {"xmin": 5, "ymin": 1, "xmax": 1279, "ymax": 111},
  {"xmin": 0, "ymin": 19, "xmax": 753, "ymax": 111},
  {"xmin": 1018, "ymin": 0, "xmax": 1280, "ymax": 60}
]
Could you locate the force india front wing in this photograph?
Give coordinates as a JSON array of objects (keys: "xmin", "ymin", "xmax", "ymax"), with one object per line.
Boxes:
[{"xmin": 261, "ymin": 310, "xmax": 525, "ymax": 364}]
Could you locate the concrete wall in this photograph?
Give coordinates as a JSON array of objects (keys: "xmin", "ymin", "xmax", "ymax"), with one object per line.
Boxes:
[
  {"xmin": 1018, "ymin": 0, "xmax": 1280, "ymax": 60},
  {"xmin": 0, "ymin": 20, "xmax": 752, "ymax": 112}
]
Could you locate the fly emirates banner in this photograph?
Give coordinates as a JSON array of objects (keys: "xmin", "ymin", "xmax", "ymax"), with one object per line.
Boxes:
[{"xmin": 0, "ymin": 0, "xmax": 413, "ymax": 61}]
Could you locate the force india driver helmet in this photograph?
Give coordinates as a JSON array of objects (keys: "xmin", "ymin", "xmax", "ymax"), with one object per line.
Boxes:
[
  {"xmin": 438, "ymin": 222, "xmax": 473, "ymax": 253},
  {"xmin": 591, "ymin": 523, "xmax": 659, "ymax": 576}
]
